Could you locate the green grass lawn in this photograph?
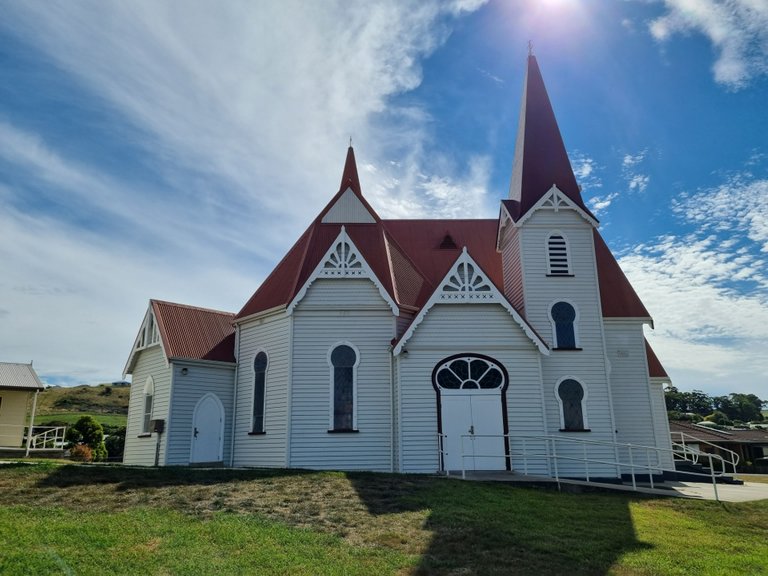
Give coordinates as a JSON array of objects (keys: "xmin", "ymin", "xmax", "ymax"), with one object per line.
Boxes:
[{"xmin": 1, "ymin": 462, "xmax": 766, "ymax": 575}]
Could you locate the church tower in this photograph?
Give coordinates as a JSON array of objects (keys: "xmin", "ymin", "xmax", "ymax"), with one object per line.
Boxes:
[{"xmin": 498, "ymin": 54, "xmax": 616, "ymax": 445}]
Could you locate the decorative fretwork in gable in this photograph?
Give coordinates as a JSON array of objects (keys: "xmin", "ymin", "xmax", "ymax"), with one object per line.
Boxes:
[
  {"xmin": 287, "ymin": 226, "xmax": 399, "ymax": 315},
  {"xmin": 135, "ymin": 309, "xmax": 160, "ymax": 350},
  {"xmin": 540, "ymin": 188, "xmax": 572, "ymax": 211},
  {"xmin": 393, "ymin": 246, "xmax": 549, "ymax": 355},
  {"xmin": 437, "ymin": 249, "xmax": 496, "ymax": 303},
  {"xmin": 515, "ymin": 185, "xmax": 598, "ymax": 227},
  {"xmin": 441, "ymin": 259, "xmax": 493, "ymax": 300},
  {"xmin": 321, "ymin": 236, "xmax": 365, "ymax": 277}
]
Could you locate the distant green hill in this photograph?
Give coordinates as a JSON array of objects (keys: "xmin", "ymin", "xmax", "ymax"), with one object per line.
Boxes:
[{"xmin": 35, "ymin": 383, "xmax": 130, "ymax": 428}]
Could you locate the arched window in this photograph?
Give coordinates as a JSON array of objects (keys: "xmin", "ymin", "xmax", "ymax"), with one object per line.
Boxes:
[
  {"xmin": 551, "ymin": 301, "xmax": 578, "ymax": 349},
  {"xmin": 142, "ymin": 376, "xmax": 154, "ymax": 434},
  {"xmin": 557, "ymin": 378, "xmax": 588, "ymax": 431},
  {"xmin": 433, "ymin": 355, "xmax": 505, "ymax": 390},
  {"xmin": 329, "ymin": 344, "xmax": 358, "ymax": 431},
  {"xmin": 252, "ymin": 351, "xmax": 268, "ymax": 434},
  {"xmin": 547, "ymin": 232, "xmax": 571, "ymax": 275}
]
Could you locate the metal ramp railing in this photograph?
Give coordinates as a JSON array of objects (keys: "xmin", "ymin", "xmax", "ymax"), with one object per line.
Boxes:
[
  {"xmin": 670, "ymin": 431, "xmax": 739, "ymax": 475},
  {"xmin": 438, "ymin": 432, "xmax": 733, "ymax": 502}
]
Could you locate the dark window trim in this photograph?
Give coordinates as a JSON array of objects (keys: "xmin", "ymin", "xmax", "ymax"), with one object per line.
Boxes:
[
  {"xmin": 137, "ymin": 433, "xmax": 152, "ymax": 438},
  {"xmin": 327, "ymin": 428, "xmax": 359, "ymax": 434},
  {"xmin": 559, "ymin": 428, "xmax": 591, "ymax": 433},
  {"xmin": 553, "ymin": 347, "xmax": 583, "ymax": 351},
  {"xmin": 247, "ymin": 431, "xmax": 267, "ymax": 436}
]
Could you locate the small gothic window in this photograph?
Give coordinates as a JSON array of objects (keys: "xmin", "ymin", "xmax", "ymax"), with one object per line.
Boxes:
[
  {"xmin": 434, "ymin": 355, "xmax": 505, "ymax": 390},
  {"xmin": 558, "ymin": 379, "xmax": 586, "ymax": 430},
  {"xmin": 331, "ymin": 344, "xmax": 357, "ymax": 430},
  {"xmin": 551, "ymin": 301, "xmax": 577, "ymax": 349},
  {"xmin": 142, "ymin": 376, "xmax": 154, "ymax": 434},
  {"xmin": 252, "ymin": 352, "xmax": 268, "ymax": 433},
  {"xmin": 547, "ymin": 233, "xmax": 571, "ymax": 275}
]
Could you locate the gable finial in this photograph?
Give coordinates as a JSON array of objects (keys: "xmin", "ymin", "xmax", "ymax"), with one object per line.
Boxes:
[
  {"xmin": 528, "ymin": 40, "xmax": 533, "ymax": 56},
  {"xmin": 349, "ymin": 135, "xmax": 353, "ymax": 148}
]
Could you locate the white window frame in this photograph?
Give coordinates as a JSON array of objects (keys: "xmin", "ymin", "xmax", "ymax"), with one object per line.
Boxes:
[
  {"xmin": 251, "ymin": 349, "xmax": 268, "ymax": 434},
  {"xmin": 554, "ymin": 376, "xmax": 589, "ymax": 431},
  {"xmin": 546, "ymin": 231, "xmax": 572, "ymax": 276},
  {"xmin": 142, "ymin": 376, "xmax": 155, "ymax": 434},
  {"xmin": 327, "ymin": 341, "xmax": 360, "ymax": 431},
  {"xmin": 548, "ymin": 299, "xmax": 580, "ymax": 349}
]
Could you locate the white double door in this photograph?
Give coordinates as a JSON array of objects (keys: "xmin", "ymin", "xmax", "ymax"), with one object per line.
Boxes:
[{"xmin": 441, "ymin": 390, "xmax": 505, "ymax": 471}]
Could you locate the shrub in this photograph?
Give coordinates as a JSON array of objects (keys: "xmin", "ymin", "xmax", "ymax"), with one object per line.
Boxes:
[
  {"xmin": 69, "ymin": 444, "xmax": 93, "ymax": 462},
  {"xmin": 65, "ymin": 415, "xmax": 108, "ymax": 462},
  {"xmin": 104, "ymin": 427, "xmax": 126, "ymax": 461}
]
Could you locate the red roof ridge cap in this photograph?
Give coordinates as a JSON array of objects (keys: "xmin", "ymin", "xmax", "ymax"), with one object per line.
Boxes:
[{"xmin": 151, "ymin": 299, "xmax": 234, "ymax": 317}]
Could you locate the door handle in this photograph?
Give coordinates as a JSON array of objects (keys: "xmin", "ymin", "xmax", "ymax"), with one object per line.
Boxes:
[
  {"xmin": 469, "ymin": 425, "xmax": 474, "ymax": 435},
  {"xmin": 193, "ymin": 427, "xmax": 199, "ymax": 438}
]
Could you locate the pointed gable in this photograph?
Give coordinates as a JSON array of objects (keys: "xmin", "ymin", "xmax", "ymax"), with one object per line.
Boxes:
[
  {"xmin": 320, "ymin": 146, "xmax": 379, "ymax": 224},
  {"xmin": 287, "ymin": 226, "xmax": 399, "ymax": 314},
  {"xmin": 125, "ymin": 300, "xmax": 235, "ymax": 374},
  {"xmin": 236, "ymin": 146, "xmax": 400, "ymax": 321},
  {"xmin": 505, "ymin": 54, "xmax": 596, "ymax": 222},
  {"xmin": 394, "ymin": 248, "xmax": 548, "ymax": 355}
]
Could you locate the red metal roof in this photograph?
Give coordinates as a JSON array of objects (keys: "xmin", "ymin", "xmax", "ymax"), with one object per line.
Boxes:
[
  {"xmin": 152, "ymin": 300, "xmax": 235, "ymax": 363},
  {"xmin": 507, "ymin": 55, "xmax": 596, "ymax": 222},
  {"xmin": 593, "ymin": 230, "xmax": 651, "ymax": 319},
  {"xmin": 645, "ymin": 339, "xmax": 668, "ymax": 378}
]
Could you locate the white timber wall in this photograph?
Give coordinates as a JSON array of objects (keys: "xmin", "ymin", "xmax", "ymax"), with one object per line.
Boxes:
[
  {"xmin": 124, "ymin": 345, "xmax": 171, "ymax": 465},
  {"xmin": 604, "ymin": 322, "xmax": 658, "ymax": 469},
  {"xmin": 398, "ymin": 303, "xmax": 546, "ymax": 474},
  {"xmin": 517, "ymin": 210, "xmax": 617, "ymax": 477},
  {"xmin": 233, "ymin": 313, "xmax": 291, "ymax": 467},
  {"xmin": 290, "ymin": 278, "xmax": 395, "ymax": 471},
  {"xmin": 0, "ymin": 390, "xmax": 31, "ymax": 447},
  {"xmin": 649, "ymin": 379, "xmax": 675, "ymax": 469},
  {"xmin": 165, "ymin": 361, "xmax": 236, "ymax": 465}
]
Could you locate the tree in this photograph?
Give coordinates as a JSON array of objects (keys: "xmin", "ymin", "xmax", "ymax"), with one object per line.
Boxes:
[{"xmin": 65, "ymin": 416, "xmax": 108, "ymax": 462}]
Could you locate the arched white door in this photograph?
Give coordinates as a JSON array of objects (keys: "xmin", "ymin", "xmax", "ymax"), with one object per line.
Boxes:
[
  {"xmin": 434, "ymin": 354, "xmax": 508, "ymax": 472},
  {"xmin": 190, "ymin": 393, "xmax": 224, "ymax": 463}
]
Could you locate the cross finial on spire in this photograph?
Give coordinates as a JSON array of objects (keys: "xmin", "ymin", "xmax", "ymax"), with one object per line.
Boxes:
[
  {"xmin": 528, "ymin": 40, "xmax": 533, "ymax": 56},
  {"xmin": 349, "ymin": 136, "xmax": 353, "ymax": 148}
]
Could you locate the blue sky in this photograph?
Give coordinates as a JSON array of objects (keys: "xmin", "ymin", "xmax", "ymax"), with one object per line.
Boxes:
[{"xmin": 0, "ymin": 0, "xmax": 766, "ymax": 397}]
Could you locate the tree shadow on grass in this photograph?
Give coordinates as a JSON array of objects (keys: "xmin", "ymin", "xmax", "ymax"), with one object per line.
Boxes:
[
  {"xmin": 35, "ymin": 463, "xmax": 314, "ymax": 491},
  {"xmin": 347, "ymin": 473, "xmax": 653, "ymax": 576}
]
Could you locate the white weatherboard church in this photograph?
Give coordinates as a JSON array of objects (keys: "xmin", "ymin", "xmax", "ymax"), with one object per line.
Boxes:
[{"xmin": 123, "ymin": 55, "xmax": 674, "ymax": 479}]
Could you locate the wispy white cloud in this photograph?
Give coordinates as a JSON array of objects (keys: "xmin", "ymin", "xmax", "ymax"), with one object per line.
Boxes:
[
  {"xmin": 649, "ymin": 0, "xmax": 768, "ymax": 89},
  {"xmin": 619, "ymin": 172, "xmax": 768, "ymax": 396},
  {"xmin": 621, "ymin": 149, "xmax": 651, "ymax": 193},
  {"xmin": 0, "ymin": 1, "xmax": 490, "ymax": 384},
  {"xmin": 588, "ymin": 192, "xmax": 619, "ymax": 215}
]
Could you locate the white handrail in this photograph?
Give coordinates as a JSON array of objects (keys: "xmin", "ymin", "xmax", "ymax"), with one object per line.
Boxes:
[
  {"xmin": 447, "ymin": 432, "xmax": 731, "ymax": 502},
  {"xmin": 670, "ymin": 431, "xmax": 739, "ymax": 474}
]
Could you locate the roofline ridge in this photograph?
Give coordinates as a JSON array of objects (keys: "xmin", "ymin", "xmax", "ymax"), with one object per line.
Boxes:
[{"xmin": 151, "ymin": 299, "xmax": 234, "ymax": 317}]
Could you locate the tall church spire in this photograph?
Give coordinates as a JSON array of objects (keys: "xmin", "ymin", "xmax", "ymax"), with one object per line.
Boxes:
[{"xmin": 508, "ymin": 54, "xmax": 592, "ymax": 219}]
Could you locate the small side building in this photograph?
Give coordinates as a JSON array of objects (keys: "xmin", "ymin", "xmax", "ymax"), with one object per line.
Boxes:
[{"xmin": 0, "ymin": 362, "xmax": 45, "ymax": 448}]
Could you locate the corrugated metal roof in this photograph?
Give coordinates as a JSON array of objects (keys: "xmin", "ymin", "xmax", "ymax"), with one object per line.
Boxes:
[
  {"xmin": 152, "ymin": 301, "xmax": 235, "ymax": 363},
  {"xmin": 0, "ymin": 362, "xmax": 45, "ymax": 390}
]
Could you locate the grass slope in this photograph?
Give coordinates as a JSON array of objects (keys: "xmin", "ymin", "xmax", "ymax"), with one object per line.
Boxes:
[
  {"xmin": 1, "ymin": 463, "xmax": 766, "ymax": 575},
  {"xmin": 34, "ymin": 383, "xmax": 129, "ymax": 427}
]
